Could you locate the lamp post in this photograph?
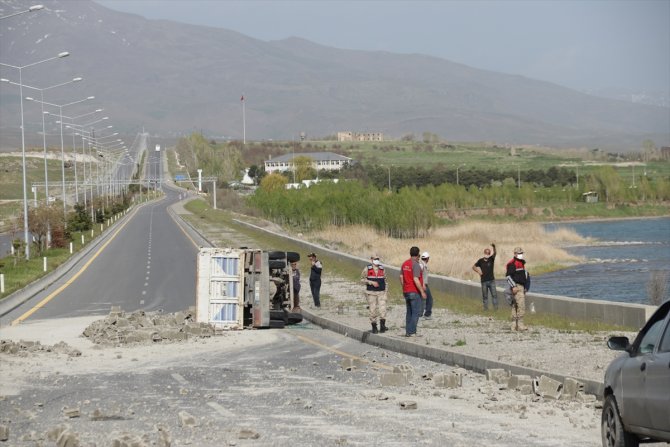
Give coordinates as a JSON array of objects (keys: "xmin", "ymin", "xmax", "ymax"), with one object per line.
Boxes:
[
  {"xmin": 0, "ymin": 51, "xmax": 70, "ymax": 259},
  {"xmin": 26, "ymin": 95, "xmax": 95, "ymax": 219},
  {"xmin": 0, "ymin": 4, "xmax": 43, "ymax": 20},
  {"xmin": 64, "ymin": 122, "xmax": 110, "ymax": 209},
  {"xmin": 2, "ymin": 76, "xmax": 83, "ymax": 204}
]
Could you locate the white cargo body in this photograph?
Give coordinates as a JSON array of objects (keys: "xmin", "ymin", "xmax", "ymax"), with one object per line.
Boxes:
[{"xmin": 196, "ymin": 247, "xmax": 273, "ymax": 329}]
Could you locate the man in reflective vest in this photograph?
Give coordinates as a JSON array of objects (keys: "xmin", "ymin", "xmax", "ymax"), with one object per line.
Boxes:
[
  {"xmin": 361, "ymin": 254, "xmax": 388, "ymax": 333},
  {"xmin": 506, "ymin": 247, "xmax": 530, "ymax": 331}
]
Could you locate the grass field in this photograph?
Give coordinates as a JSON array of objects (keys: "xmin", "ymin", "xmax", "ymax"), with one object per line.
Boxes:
[{"xmin": 303, "ymin": 140, "xmax": 670, "ymax": 185}]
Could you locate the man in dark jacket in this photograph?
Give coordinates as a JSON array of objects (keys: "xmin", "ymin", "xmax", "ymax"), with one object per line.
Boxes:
[{"xmin": 307, "ymin": 252, "xmax": 323, "ymax": 308}]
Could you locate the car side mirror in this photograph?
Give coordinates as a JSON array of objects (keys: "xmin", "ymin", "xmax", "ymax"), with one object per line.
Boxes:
[{"xmin": 607, "ymin": 336, "xmax": 631, "ymax": 352}]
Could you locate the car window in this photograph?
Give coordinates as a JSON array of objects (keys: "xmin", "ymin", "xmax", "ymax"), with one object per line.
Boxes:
[
  {"xmin": 658, "ymin": 320, "xmax": 670, "ymax": 353},
  {"xmin": 639, "ymin": 319, "xmax": 665, "ymax": 354}
]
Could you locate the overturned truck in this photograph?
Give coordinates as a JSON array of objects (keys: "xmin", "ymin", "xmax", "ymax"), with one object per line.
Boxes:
[{"xmin": 195, "ymin": 248, "xmax": 303, "ymax": 329}]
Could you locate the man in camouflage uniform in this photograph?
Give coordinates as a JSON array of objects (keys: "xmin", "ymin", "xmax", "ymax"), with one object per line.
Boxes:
[
  {"xmin": 361, "ymin": 254, "xmax": 388, "ymax": 333},
  {"xmin": 506, "ymin": 247, "xmax": 530, "ymax": 331}
]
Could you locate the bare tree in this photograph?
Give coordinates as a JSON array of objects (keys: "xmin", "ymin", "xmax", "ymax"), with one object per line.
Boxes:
[{"xmin": 647, "ymin": 270, "xmax": 669, "ymax": 306}]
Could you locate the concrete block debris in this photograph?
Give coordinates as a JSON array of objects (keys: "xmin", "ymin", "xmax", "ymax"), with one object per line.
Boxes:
[
  {"xmin": 399, "ymin": 401, "xmax": 417, "ymax": 410},
  {"xmin": 485, "ymin": 368, "xmax": 510, "ymax": 385},
  {"xmin": 56, "ymin": 428, "xmax": 79, "ymax": 447},
  {"xmin": 380, "ymin": 372, "xmax": 409, "ymax": 387},
  {"xmin": 533, "ymin": 375, "xmax": 563, "ymax": 400},
  {"xmin": 0, "ymin": 339, "xmax": 80, "ymax": 357},
  {"xmin": 433, "ymin": 373, "xmax": 462, "ymax": 389},
  {"xmin": 0, "ymin": 424, "xmax": 8, "ymax": 441},
  {"xmin": 239, "ymin": 429, "xmax": 261, "ymax": 439},
  {"xmin": 341, "ymin": 357, "xmax": 365, "ymax": 370},
  {"xmin": 178, "ymin": 410, "xmax": 197, "ymax": 427},
  {"xmin": 393, "ymin": 363, "xmax": 415, "ymax": 379},
  {"xmin": 62, "ymin": 407, "xmax": 81, "ymax": 418},
  {"xmin": 82, "ymin": 308, "xmax": 213, "ymax": 346},
  {"xmin": 561, "ymin": 377, "xmax": 585, "ymax": 400},
  {"xmin": 576, "ymin": 391, "xmax": 597, "ymax": 403},
  {"xmin": 508, "ymin": 374, "xmax": 534, "ymax": 394},
  {"xmin": 110, "ymin": 433, "xmax": 146, "ymax": 447}
]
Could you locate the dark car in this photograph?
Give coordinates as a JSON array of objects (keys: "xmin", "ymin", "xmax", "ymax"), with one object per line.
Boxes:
[{"xmin": 602, "ymin": 300, "xmax": 670, "ymax": 447}]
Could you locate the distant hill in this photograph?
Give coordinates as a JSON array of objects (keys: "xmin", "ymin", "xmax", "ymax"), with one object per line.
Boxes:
[{"xmin": 1, "ymin": 0, "xmax": 668, "ymax": 150}]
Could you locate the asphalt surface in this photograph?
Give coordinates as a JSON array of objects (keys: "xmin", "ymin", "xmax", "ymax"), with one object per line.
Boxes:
[{"xmin": 1, "ymin": 187, "xmax": 197, "ymax": 326}]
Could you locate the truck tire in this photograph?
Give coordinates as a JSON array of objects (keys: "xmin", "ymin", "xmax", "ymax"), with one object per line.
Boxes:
[
  {"xmin": 268, "ymin": 260, "xmax": 286, "ymax": 270},
  {"xmin": 269, "ymin": 309, "xmax": 288, "ymax": 324},
  {"xmin": 287, "ymin": 312, "xmax": 303, "ymax": 325},
  {"xmin": 268, "ymin": 251, "xmax": 300, "ymax": 263},
  {"xmin": 268, "ymin": 319, "xmax": 286, "ymax": 329}
]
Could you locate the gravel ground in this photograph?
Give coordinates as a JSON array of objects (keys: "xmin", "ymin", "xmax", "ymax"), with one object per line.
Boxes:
[{"xmin": 312, "ymin": 275, "xmax": 638, "ymax": 383}]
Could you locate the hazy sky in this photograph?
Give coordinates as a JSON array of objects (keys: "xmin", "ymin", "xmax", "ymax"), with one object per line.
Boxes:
[{"xmin": 95, "ymin": 0, "xmax": 670, "ymax": 93}]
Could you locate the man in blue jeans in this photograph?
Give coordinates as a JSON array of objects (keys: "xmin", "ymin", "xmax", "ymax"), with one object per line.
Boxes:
[
  {"xmin": 420, "ymin": 252, "xmax": 433, "ymax": 319},
  {"xmin": 399, "ymin": 246, "xmax": 426, "ymax": 337},
  {"xmin": 472, "ymin": 243, "xmax": 498, "ymax": 311}
]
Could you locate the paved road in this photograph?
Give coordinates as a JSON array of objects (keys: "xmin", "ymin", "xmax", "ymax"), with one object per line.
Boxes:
[{"xmin": 1, "ymin": 185, "xmax": 198, "ymax": 325}]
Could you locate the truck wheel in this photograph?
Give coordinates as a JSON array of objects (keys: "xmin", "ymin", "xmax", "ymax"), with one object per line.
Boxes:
[
  {"xmin": 268, "ymin": 260, "xmax": 286, "ymax": 269},
  {"xmin": 268, "ymin": 251, "xmax": 286, "ymax": 260},
  {"xmin": 270, "ymin": 309, "xmax": 288, "ymax": 323},
  {"xmin": 287, "ymin": 312, "xmax": 303, "ymax": 325},
  {"xmin": 268, "ymin": 251, "xmax": 300, "ymax": 262},
  {"xmin": 268, "ymin": 319, "xmax": 286, "ymax": 329}
]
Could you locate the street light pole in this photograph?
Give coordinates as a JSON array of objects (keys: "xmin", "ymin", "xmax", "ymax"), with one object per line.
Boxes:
[
  {"xmin": 0, "ymin": 51, "xmax": 70, "ymax": 259},
  {"xmin": 28, "ymin": 95, "xmax": 96, "ymax": 218},
  {"xmin": 2, "ymin": 76, "xmax": 84, "ymax": 204}
]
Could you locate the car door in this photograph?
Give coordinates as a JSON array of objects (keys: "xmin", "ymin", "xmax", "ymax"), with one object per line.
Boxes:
[
  {"xmin": 645, "ymin": 309, "xmax": 670, "ymax": 433},
  {"xmin": 621, "ymin": 304, "xmax": 668, "ymax": 431}
]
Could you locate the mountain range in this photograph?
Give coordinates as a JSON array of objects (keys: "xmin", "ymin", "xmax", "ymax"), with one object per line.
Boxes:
[{"xmin": 1, "ymin": 0, "xmax": 668, "ymax": 150}]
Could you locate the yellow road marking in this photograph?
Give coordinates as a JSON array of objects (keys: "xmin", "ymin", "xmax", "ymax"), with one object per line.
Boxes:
[
  {"xmin": 294, "ymin": 333, "xmax": 394, "ymax": 371},
  {"xmin": 11, "ymin": 206, "xmax": 141, "ymax": 326}
]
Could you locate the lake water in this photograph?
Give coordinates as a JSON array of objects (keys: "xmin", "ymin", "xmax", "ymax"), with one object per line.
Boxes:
[{"xmin": 535, "ymin": 217, "xmax": 670, "ymax": 304}]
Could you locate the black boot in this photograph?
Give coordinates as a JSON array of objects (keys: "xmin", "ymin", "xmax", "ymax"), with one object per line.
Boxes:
[
  {"xmin": 379, "ymin": 319, "xmax": 387, "ymax": 333},
  {"xmin": 371, "ymin": 323, "xmax": 378, "ymax": 334}
]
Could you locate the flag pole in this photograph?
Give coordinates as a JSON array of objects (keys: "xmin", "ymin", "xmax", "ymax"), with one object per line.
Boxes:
[{"xmin": 241, "ymin": 94, "xmax": 246, "ymax": 145}]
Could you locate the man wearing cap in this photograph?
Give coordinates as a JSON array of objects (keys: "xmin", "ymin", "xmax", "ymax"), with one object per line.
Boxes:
[
  {"xmin": 400, "ymin": 246, "xmax": 426, "ymax": 337},
  {"xmin": 419, "ymin": 252, "xmax": 433, "ymax": 319},
  {"xmin": 361, "ymin": 254, "xmax": 388, "ymax": 333},
  {"xmin": 506, "ymin": 247, "xmax": 530, "ymax": 331},
  {"xmin": 472, "ymin": 243, "xmax": 498, "ymax": 311},
  {"xmin": 307, "ymin": 252, "xmax": 323, "ymax": 308}
]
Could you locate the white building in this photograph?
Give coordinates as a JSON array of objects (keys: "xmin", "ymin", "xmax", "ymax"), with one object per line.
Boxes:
[{"xmin": 264, "ymin": 152, "xmax": 353, "ymax": 174}]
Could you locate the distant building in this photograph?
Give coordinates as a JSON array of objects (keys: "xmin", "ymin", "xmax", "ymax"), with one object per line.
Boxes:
[
  {"xmin": 264, "ymin": 152, "xmax": 353, "ymax": 174},
  {"xmin": 337, "ymin": 131, "xmax": 383, "ymax": 142},
  {"xmin": 661, "ymin": 146, "xmax": 670, "ymax": 161},
  {"xmin": 582, "ymin": 191, "xmax": 599, "ymax": 203}
]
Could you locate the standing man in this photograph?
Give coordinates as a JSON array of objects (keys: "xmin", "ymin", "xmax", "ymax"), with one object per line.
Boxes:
[
  {"xmin": 290, "ymin": 260, "xmax": 301, "ymax": 313},
  {"xmin": 361, "ymin": 254, "xmax": 388, "ymax": 333},
  {"xmin": 307, "ymin": 252, "xmax": 323, "ymax": 308},
  {"xmin": 506, "ymin": 247, "xmax": 529, "ymax": 331},
  {"xmin": 472, "ymin": 243, "xmax": 498, "ymax": 311},
  {"xmin": 399, "ymin": 246, "xmax": 426, "ymax": 337},
  {"xmin": 420, "ymin": 252, "xmax": 433, "ymax": 319}
]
